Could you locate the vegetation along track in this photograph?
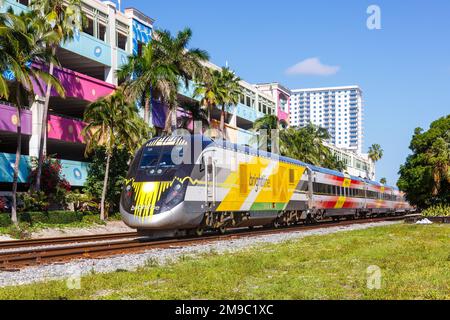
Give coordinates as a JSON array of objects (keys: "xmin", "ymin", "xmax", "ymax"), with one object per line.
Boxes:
[{"xmin": 0, "ymin": 215, "xmax": 414, "ymax": 271}]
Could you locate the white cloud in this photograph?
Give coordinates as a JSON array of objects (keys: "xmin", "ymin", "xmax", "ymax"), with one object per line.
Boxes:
[{"xmin": 285, "ymin": 57, "xmax": 340, "ymax": 76}]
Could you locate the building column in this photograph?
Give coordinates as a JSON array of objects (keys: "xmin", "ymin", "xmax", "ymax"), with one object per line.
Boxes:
[
  {"xmin": 29, "ymin": 96, "xmax": 46, "ymax": 159},
  {"xmin": 104, "ymin": 1, "xmax": 118, "ymax": 85}
]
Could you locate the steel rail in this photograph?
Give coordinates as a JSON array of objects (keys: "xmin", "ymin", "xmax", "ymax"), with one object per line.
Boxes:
[{"xmin": 0, "ymin": 215, "xmax": 411, "ymax": 270}]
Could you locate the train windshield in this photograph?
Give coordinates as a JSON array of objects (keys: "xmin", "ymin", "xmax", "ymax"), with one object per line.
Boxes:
[{"xmin": 139, "ymin": 146, "xmax": 184, "ymax": 170}]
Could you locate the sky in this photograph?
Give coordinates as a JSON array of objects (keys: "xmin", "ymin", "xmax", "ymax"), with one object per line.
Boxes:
[{"xmin": 121, "ymin": 0, "xmax": 450, "ymax": 185}]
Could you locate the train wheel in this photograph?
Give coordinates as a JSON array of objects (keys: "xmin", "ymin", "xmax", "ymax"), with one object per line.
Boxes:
[
  {"xmin": 273, "ymin": 220, "xmax": 281, "ymax": 229},
  {"xmin": 195, "ymin": 228, "xmax": 204, "ymax": 237},
  {"xmin": 218, "ymin": 226, "xmax": 226, "ymax": 235}
]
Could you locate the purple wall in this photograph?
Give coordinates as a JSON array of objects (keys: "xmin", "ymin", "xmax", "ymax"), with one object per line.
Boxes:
[{"xmin": 0, "ymin": 103, "xmax": 32, "ymax": 135}]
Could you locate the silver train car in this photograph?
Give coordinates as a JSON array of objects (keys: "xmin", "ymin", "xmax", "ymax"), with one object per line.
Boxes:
[{"xmin": 120, "ymin": 135, "xmax": 413, "ymax": 235}]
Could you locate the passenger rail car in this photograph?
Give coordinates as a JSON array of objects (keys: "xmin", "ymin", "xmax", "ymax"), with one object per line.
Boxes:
[{"xmin": 120, "ymin": 135, "xmax": 412, "ymax": 235}]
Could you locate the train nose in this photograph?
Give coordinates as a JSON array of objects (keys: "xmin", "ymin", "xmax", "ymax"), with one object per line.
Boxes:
[{"xmin": 119, "ymin": 203, "xmax": 177, "ymax": 230}]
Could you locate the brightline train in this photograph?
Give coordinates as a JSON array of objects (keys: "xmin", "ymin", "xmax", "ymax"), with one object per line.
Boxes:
[{"xmin": 120, "ymin": 135, "xmax": 413, "ymax": 235}]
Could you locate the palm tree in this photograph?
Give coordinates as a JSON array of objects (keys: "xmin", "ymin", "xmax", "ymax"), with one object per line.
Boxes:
[
  {"xmin": 117, "ymin": 42, "xmax": 178, "ymax": 127},
  {"xmin": 193, "ymin": 68, "xmax": 222, "ymax": 124},
  {"xmin": 425, "ymin": 137, "xmax": 450, "ymax": 196},
  {"xmin": 178, "ymin": 99, "xmax": 209, "ymax": 132},
  {"xmin": 218, "ymin": 67, "xmax": 241, "ymax": 133},
  {"xmin": 151, "ymin": 28, "xmax": 209, "ymax": 134},
  {"xmin": 82, "ymin": 90, "xmax": 149, "ymax": 220},
  {"xmin": 279, "ymin": 124, "xmax": 340, "ymax": 170},
  {"xmin": 0, "ymin": 11, "xmax": 65, "ymax": 223},
  {"xmin": 30, "ymin": 0, "xmax": 84, "ymax": 192},
  {"xmin": 368, "ymin": 144, "xmax": 384, "ymax": 163},
  {"xmin": 380, "ymin": 177, "xmax": 387, "ymax": 185},
  {"xmin": 252, "ymin": 114, "xmax": 279, "ymax": 152}
]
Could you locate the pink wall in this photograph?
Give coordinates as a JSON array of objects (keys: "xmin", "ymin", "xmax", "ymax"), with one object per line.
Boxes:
[
  {"xmin": 52, "ymin": 67, "xmax": 116, "ymax": 102},
  {"xmin": 47, "ymin": 114, "xmax": 86, "ymax": 144},
  {"xmin": 33, "ymin": 63, "xmax": 116, "ymax": 102},
  {"xmin": 276, "ymin": 91, "xmax": 290, "ymax": 124}
]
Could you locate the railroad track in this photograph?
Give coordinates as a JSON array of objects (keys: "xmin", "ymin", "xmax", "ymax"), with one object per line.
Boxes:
[
  {"xmin": 0, "ymin": 232, "xmax": 138, "ymax": 250},
  {"xmin": 0, "ymin": 215, "xmax": 414, "ymax": 271}
]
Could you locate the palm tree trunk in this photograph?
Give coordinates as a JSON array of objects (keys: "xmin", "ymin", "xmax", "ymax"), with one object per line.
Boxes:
[
  {"xmin": 144, "ymin": 97, "xmax": 149, "ymax": 124},
  {"xmin": 163, "ymin": 109, "xmax": 172, "ymax": 135},
  {"xmin": 100, "ymin": 151, "xmax": 111, "ymax": 221},
  {"xmin": 171, "ymin": 106, "xmax": 177, "ymax": 134},
  {"xmin": 220, "ymin": 105, "xmax": 226, "ymax": 133},
  {"xmin": 11, "ymin": 104, "xmax": 22, "ymax": 225},
  {"xmin": 35, "ymin": 47, "xmax": 56, "ymax": 191},
  {"xmin": 145, "ymin": 96, "xmax": 153, "ymax": 126}
]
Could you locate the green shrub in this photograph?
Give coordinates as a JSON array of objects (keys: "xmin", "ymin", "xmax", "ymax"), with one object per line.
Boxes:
[
  {"xmin": 7, "ymin": 223, "xmax": 32, "ymax": 239},
  {"xmin": 82, "ymin": 214, "xmax": 105, "ymax": 225},
  {"xmin": 18, "ymin": 191, "xmax": 49, "ymax": 212},
  {"xmin": 422, "ymin": 204, "xmax": 450, "ymax": 217},
  {"xmin": 47, "ymin": 211, "xmax": 84, "ymax": 224},
  {"xmin": 0, "ymin": 214, "xmax": 12, "ymax": 227},
  {"xmin": 17, "ymin": 211, "xmax": 84, "ymax": 225}
]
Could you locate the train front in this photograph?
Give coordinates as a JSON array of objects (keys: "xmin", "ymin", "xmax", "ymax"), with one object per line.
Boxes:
[{"xmin": 119, "ymin": 136, "xmax": 204, "ymax": 232}]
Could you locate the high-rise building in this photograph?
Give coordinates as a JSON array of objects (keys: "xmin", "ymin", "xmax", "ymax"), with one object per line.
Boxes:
[{"xmin": 290, "ymin": 86, "xmax": 364, "ymax": 154}]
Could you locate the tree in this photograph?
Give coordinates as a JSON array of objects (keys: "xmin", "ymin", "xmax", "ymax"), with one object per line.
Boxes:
[
  {"xmin": 218, "ymin": 67, "xmax": 241, "ymax": 133},
  {"xmin": 279, "ymin": 124, "xmax": 345, "ymax": 172},
  {"xmin": 0, "ymin": 11, "xmax": 64, "ymax": 223},
  {"xmin": 30, "ymin": 0, "xmax": 84, "ymax": 192},
  {"xmin": 398, "ymin": 115, "xmax": 450, "ymax": 209},
  {"xmin": 117, "ymin": 42, "xmax": 178, "ymax": 127},
  {"xmin": 151, "ymin": 28, "xmax": 209, "ymax": 134},
  {"xmin": 368, "ymin": 143, "xmax": 383, "ymax": 162},
  {"xmin": 82, "ymin": 90, "xmax": 149, "ymax": 220},
  {"xmin": 193, "ymin": 68, "xmax": 222, "ymax": 124},
  {"xmin": 252, "ymin": 114, "xmax": 279, "ymax": 152},
  {"xmin": 84, "ymin": 146, "xmax": 131, "ymax": 214},
  {"xmin": 178, "ymin": 99, "xmax": 209, "ymax": 132},
  {"xmin": 380, "ymin": 177, "xmax": 387, "ymax": 185}
]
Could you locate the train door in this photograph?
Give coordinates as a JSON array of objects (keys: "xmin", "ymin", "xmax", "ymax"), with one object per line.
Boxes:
[{"xmin": 204, "ymin": 155, "xmax": 216, "ymax": 207}]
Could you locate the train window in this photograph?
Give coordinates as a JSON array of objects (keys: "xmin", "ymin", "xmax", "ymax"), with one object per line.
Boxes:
[
  {"xmin": 289, "ymin": 169, "xmax": 295, "ymax": 185},
  {"xmin": 298, "ymin": 181, "xmax": 308, "ymax": 193},
  {"xmin": 140, "ymin": 147, "xmax": 161, "ymax": 169},
  {"xmin": 159, "ymin": 146, "xmax": 179, "ymax": 167},
  {"xmin": 239, "ymin": 164, "xmax": 248, "ymax": 194}
]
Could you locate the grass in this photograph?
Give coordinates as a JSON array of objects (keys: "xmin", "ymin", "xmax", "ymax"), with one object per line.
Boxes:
[{"xmin": 0, "ymin": 223, "xmax": 449, "ymax": 300}]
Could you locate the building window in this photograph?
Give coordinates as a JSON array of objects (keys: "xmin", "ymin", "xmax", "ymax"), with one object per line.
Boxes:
[{"xmin": 117, "ymin": 32, "xmax": 128, "ymax": 50}]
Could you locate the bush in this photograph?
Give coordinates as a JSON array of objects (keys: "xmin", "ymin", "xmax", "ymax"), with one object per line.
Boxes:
[
  {"xmin": 422, "ymin": 204, "xmax": 450, "ymax": 217},
  {"xmin": 0, "ymin": 214, "xmax": 12, "ymax": 227},
  {"xmin": 28, "ymin": 157, "xmax": 71, "ymax": 209},
  {"xmin": 0, "ymin": 197, "xmax": 6, "ymax": 212},
  {"xmin": 82, "ymin": 214, "xmax": 105, "ymax": 225},
  {"xmin": 84, "ymin": 146, "xmax": 130, "ymax": 214},
  {"xmin": 17, "ymin": 211, "xmax": 84, "ymax": 225},
  {"xmin": 18, "ymin": 191, "xmax": 49, "ymax": 212},
  {"xmin": 65, "ymin": 191, "xmax": 98, "ymax": 213}
]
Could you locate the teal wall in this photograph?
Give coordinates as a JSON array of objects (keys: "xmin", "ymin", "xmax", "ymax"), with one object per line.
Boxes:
[{"xmin": 0, "ymin": 153, "xmax": 88, "ymax": 187}]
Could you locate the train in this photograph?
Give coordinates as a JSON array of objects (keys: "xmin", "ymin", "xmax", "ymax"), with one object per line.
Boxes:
[{"xmin": 120, "ymin": 135, "xmax": 413, "ymax": 236}]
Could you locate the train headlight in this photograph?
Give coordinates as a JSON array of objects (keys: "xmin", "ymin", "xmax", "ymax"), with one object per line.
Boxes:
[{"xmin": 143, "ymin": 182, "xmax": 157, "ymax": 193}]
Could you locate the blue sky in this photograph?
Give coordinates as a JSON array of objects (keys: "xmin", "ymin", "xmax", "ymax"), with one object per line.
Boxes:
[{"xmin": 122, "ymin": 0, "xmax": 450, "ymax": 185}]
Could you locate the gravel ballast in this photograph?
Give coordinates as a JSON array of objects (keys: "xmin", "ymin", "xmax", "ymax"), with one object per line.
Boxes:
[{"xmin": 0, "ymin": 221, "xmax": 400, "ymax": 288}]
